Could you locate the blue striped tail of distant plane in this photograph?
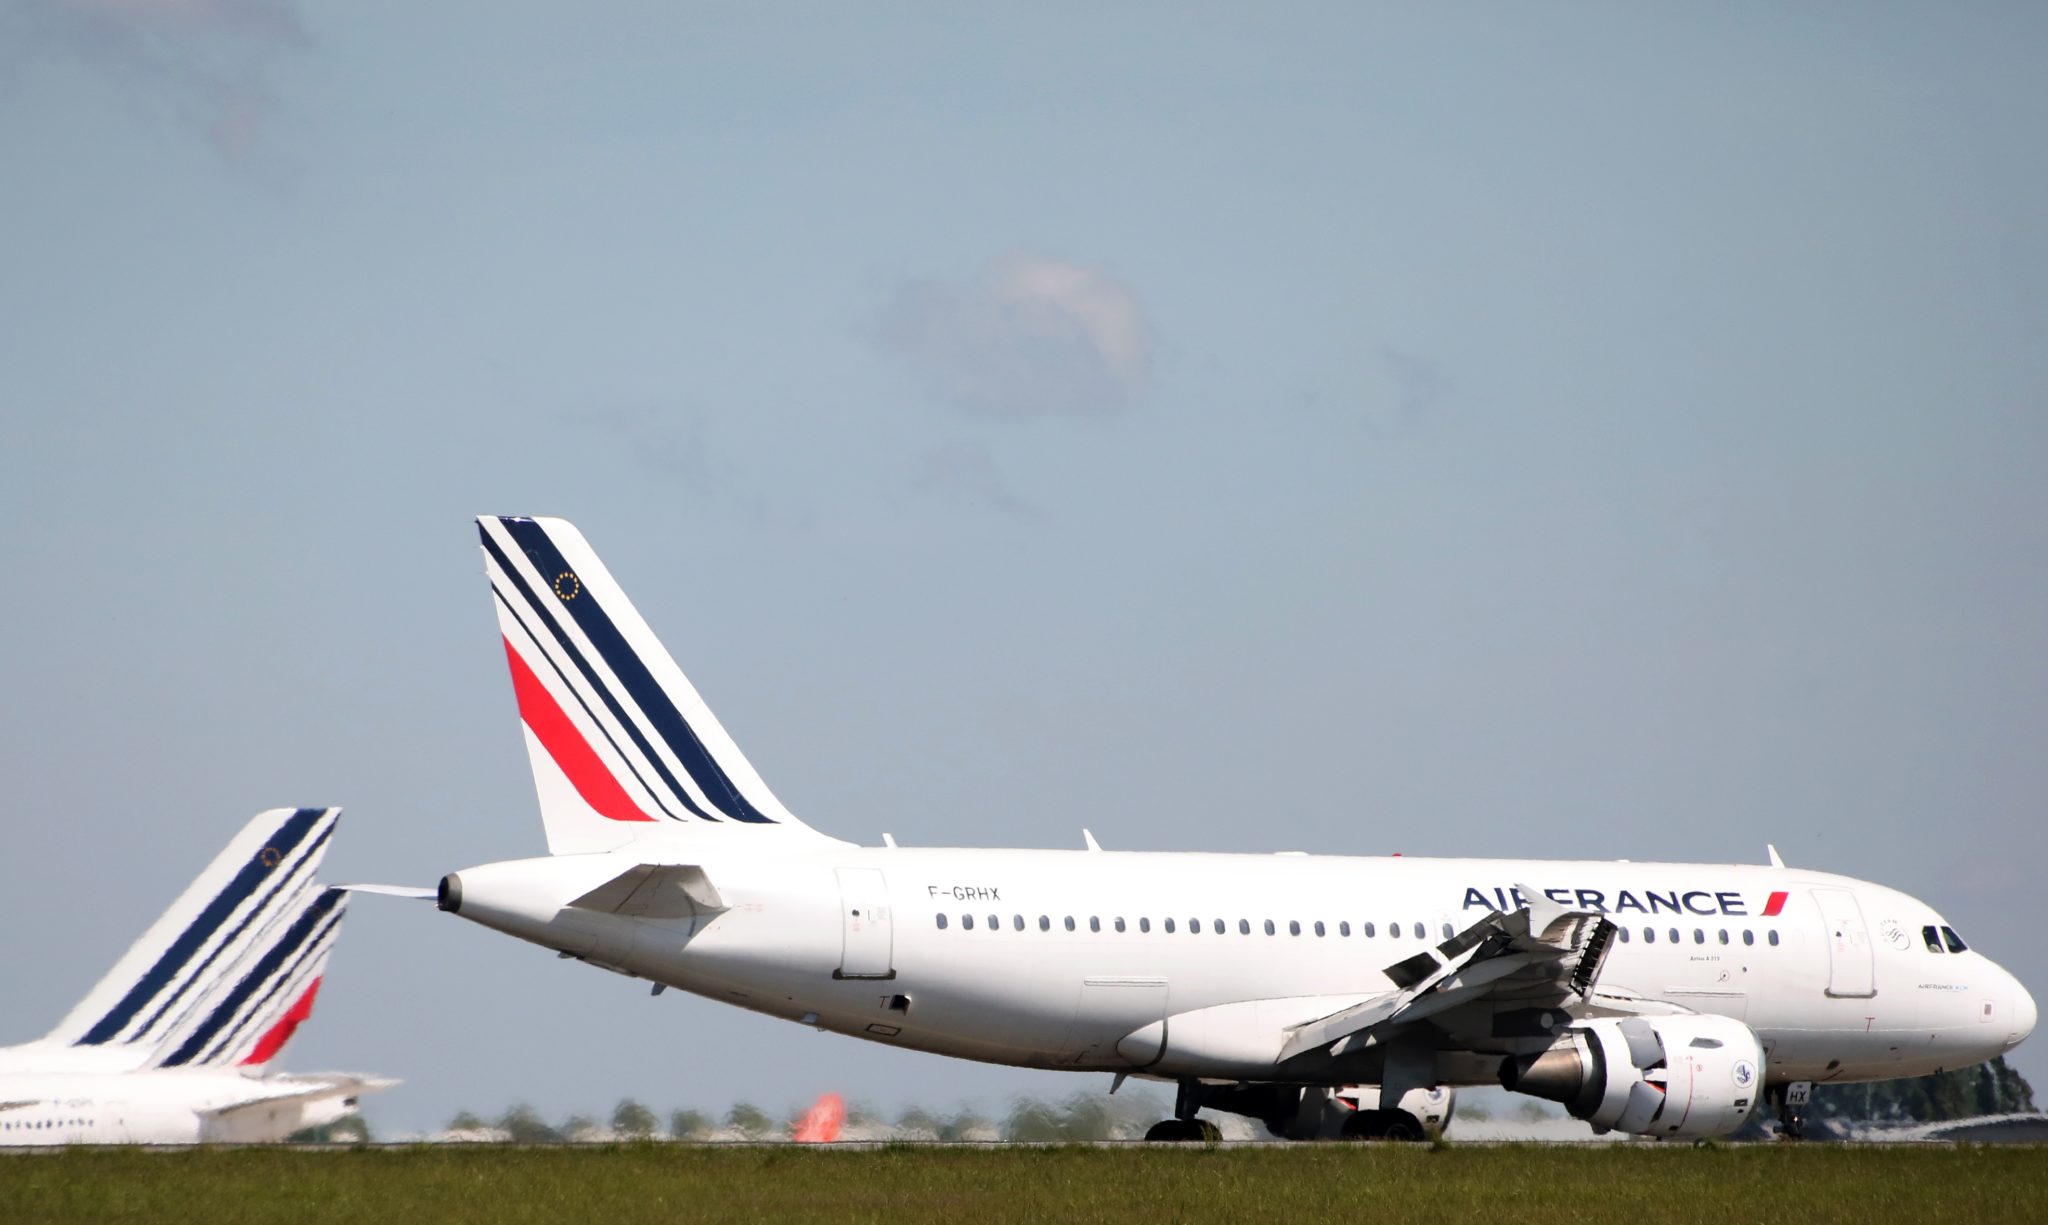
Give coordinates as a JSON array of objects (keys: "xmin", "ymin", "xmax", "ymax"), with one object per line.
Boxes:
[{"xmin": 41, "ymin": 807, "xmax": 350, "ymax": 1069}]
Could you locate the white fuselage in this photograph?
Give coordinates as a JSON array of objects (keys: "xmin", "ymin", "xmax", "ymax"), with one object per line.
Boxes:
[
  {"xmin": 0, "ymin": 1047, "xmax": 368, "ymax": 1146},
  {"xmin": 446, "ymin": 841, "xmax": 2036, "ymax": 1092}
]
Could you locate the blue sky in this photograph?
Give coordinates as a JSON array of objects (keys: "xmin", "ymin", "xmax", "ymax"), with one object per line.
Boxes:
[{"xmin": 2, "ymin": 2, "xmax": 2044, "ymax": 1133}]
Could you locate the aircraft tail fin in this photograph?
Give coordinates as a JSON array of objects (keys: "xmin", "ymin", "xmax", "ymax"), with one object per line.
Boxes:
[
  {"xmin": 43, "ymin": 807, "xmax": 347, "ymax": 1068},
  {"xmin": 477, "ymin": 516, "xmax": 838, "ymax": 853}
]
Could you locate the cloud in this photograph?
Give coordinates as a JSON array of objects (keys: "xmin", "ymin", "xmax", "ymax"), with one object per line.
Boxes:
[
  {"xmin": 6, "ymin": 0, "xmax": 310, "ymax": 164},
  {"xmin": 871, "ymin": 253, "xmax": 1152, "ymax": 419},
  {"xmin": 908, "ymin": 442, "xmax": 1040, "ymax": 521}
]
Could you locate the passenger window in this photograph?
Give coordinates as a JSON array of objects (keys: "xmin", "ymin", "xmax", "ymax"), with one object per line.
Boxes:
[
  {"xmin": 1115, "ymin": 917, "xmax": 1126, "ymax": 933},
  {"xmin": 936, "ymin": 913, "xmax": 948, "ymax": 930},
  {"xmin": 988, "ymin": 914, "xmax": 997, "ymax": 930},
  {"xmin": 1718, "ymin": 929, "xmax": 1729, "ymax": 945},
  {"xmin": 1442, "ymin": 923, "xmax": 1453, "ymax": 939},
  {"xmin": 1768, "ymin": 930, "xmax": 1780, "ymax": 946},
  {"xmin": 1139, "ymin": 918, "xmax": 1151, "ymax": 933},
  {"xmin": 1039, "ymin": 915, "xmax": 1050, "ymax": 931},
  {"xmin": 1644, "ymin": 928, "xmax": 1655, "ymax": 943},
  {"xmin": 1264, "ymin": 919, "xmax": 1276, "ymax": 936},
  {"xmin": 1942, "ymin": 926, "xmax": 1967, "ymax": 953},
  {"xmin": 1923, "ymin": 925, "xmax": 1944, "ymax": 953},
  {"xmin": 1064, "ymin": 916, "xmax": 1075, "ymax": 931},
  {"xmin": 1012, "ymin": 915, "xmax": 1023, "ymax": 930},
  {"xmin": 1165, "ymin": 918, "xmax": 1176, "ymax": 933},
  {"xmin": 1668, "ymin": 928, "xmax": 1680, "ymax": 944},
  {"xmin": 1413, "ymin": 922, "xmax": 1425, "ymax": 939},
  {"xmin": 1339, "ymin": 921, "xmax": 1352, "ymax": 937},
  {"xmin": 1239, "ymin": 919, "xmax": 1251, "ymax": 935},
  {"xmin": 1387, "ymin": 922, "xmax": 1400, "ymax": 939},
  {"xmin": 1363, "ymin": 922, "xmax": 1375, "ymax": 938},
  {"xmin": 1289, "ymin": 920, "xmax": 1301, "ymax": 936},
  {"xmin": 1089, "ymin": 917, "xmax": 1100, "ymax": 933},
  {"xmin": 1693, "ymin": 929, "xmax": 1705, "ymax": 944},
  {"xmin": 1617, "ymin": 927, "xmax": 1630, "ymax": 942},
  {"xmin": 962, "ymin": 914, "xmax": 974, "ymax": 930},
  {"xmin": 1743, "ymin": 930, "xmax": 1755, "ymax": 946},
  {"xmin": 1188, "ymin": 917, "xmax": 1200, "ymax": 934}
]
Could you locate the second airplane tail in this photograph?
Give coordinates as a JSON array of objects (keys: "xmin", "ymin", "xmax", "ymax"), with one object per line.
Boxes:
[
  {"xmin": 477, "ymin": 515, "xmax": 842, "ymax": 853},
  {"xmin": 42, "ymin": 807, "xmax": 348, "ymax": 1070}
]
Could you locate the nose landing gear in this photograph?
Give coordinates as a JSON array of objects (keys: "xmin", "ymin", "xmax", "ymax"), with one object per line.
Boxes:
[{"xmin": 1768, "ymin": 1082, "xmax": 1811, "ymax": 1140}]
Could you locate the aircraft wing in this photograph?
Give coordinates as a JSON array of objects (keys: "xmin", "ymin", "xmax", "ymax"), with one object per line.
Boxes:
[
  {"xmin": 1277, "ymin": 883, "xmax": 1619, "ymax": 1065},
  {"xmin": 198, "ymin": 1074, "xmax": 400, "ymax": 1125}
]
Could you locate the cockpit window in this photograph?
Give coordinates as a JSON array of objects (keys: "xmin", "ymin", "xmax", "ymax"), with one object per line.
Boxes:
[
  {"xmin": 1923, "ymin": 925, "xmax": 1944, "ymax": 953},
  {"xmin": 1941, "ymin": 926, "xmax": 1967, "ymax": 953}
]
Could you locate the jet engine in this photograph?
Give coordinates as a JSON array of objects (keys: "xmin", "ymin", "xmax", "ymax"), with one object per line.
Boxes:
[{"xmin": 1500, "ymin": 1014, "xmax": 1764, "ymax": 1139}]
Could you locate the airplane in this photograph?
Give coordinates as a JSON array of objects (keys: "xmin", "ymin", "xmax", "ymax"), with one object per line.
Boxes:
[
  {"xmin": 0, "ymin": 807, "xmax": 396, "ymax": 1145},
  {"xmin": 428, "ymin": 515, "xmax": 2036, "ymax": 1141}
]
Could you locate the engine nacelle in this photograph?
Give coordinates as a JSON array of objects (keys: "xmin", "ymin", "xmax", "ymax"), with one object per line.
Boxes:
[{"xmin": 1501, "ymin": 1014, "xmax": 1764, "ymax": 1139}]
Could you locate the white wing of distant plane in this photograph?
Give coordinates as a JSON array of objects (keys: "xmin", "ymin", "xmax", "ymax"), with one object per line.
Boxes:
[{"xmin": 199, "ymin": 1074, "xmax": 401, "ymax": 1125}]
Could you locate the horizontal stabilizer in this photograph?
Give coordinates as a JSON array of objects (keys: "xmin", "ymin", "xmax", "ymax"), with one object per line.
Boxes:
[{"xmin": 568, "ymin": 864, "xmax": 726, "ymax": 919}]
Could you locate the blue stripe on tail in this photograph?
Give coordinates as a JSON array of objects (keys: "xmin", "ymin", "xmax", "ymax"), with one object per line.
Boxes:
[
  {"xmin": 493, "ymin": 518, "xmax": 778, "ymax": 824},
  {"xmin": 159, "ymin": 888, "xmax": 346, "ymax": 1068},
  {"xmin": 481, "ymin": 528, "xmax": 720, "ymax": 822},
  {"xmin": 76, "ymin": 808, "xmax": 328, "ymax": 1046}
]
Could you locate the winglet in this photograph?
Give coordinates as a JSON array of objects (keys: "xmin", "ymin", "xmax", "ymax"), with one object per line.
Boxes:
[
  {"xmin": 1515, "ymin": 882, "xmax": 1577, "ymax": 944},
  {"xmin": 1082, "ymin": 829, "xmax": 1102, "ymax": 852},
  {"xmin": 1766, "ymin": 844, "xmax": 1785, "ymax": 869}
]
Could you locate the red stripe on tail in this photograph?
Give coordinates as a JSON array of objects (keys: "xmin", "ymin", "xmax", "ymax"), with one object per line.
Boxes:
[
  {"xmin": 1762, "ymin": 891, "xmax": 1788, "ymax": 917},
  {"xmin": 503, "ymin": 637, "xmax": 656, "ymax": 823},
  {"xmin": 240, "ymin": 977, "xmax": 322, "ymax": 1066}
]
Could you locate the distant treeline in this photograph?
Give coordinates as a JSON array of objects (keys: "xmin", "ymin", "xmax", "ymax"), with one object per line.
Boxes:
[{"xmin": 291, "ymin": 1056, "xmax": 2035, "ymax": 1143}]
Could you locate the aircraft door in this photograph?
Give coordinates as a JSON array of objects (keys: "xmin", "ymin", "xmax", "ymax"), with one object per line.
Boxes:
[
  {"xmin": 1812, "ymin": 887, "xmax": 1875, "ymax": 998},
  {"xmin": 834, "ymin": 867, "xmax": 894, "ymax": 979}
]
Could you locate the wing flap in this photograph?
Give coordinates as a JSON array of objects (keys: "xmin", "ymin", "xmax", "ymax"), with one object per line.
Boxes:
[{"xmin": 1278, "ymin": 888, "xmax": 1619, "ymax": 1064}]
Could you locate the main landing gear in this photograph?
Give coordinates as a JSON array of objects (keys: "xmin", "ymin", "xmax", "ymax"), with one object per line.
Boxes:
[
  {"xmin": 1339, "ymin": 1109, "xmax": 1427, "ymax": 1142},
  {"xmin": 1143, "ymin": 1118, "xmax": 1222, "ymax": 1143},
  {"xmin": 1144, "ymin": 1080, "xmax": 1224, "ymax": 1143}
]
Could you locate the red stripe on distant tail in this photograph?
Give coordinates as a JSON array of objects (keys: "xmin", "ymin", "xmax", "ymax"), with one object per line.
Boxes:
[
  {"xmin": 1762, "ymin": 891, "xmax": 1788, "ymax": 917},
  {"xmin": 240, "ymin": 977, "xmax": 322, "ymax": 1066},
  {"xmin": 503, "ymin": 637, "xmax": 656, "ymax": 823}
]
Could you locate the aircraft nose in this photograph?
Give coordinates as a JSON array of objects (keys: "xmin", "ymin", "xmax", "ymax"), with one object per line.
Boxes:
[{"xmin": 2010, "ymin": 975, "xmax": 2038, "ymax": 1051}]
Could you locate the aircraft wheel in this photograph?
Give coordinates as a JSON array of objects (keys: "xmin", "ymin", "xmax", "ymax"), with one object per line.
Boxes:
[
  {"xmin": 1340, "ymin": 1110, "xmax": 1389, "ymax": 1140},
  {"xmin": 1381, "ymin": 1111, "xmax": 1426, "ymax": 1142},
  {"xmin": 1145, "ymin": 1119, "xmax": 1213, "ymax": 1142}
]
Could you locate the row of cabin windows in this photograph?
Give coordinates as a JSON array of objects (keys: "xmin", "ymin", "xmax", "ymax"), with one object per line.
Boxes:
[
  {"xmin": 935, "ymin": 913, "xmax": 1446, "ymax": 939},
  {"xmin": 2, "ymin": 1118, "xmax": 87, "ymax": 1130},
  {"xmin": 1924, "ymin": 925, "xmax": 1968, "ymax": 953},
  {"xmin": 1616, "ymin": 926, "xmax": 1779, "ymax": 947},
  {"xmin": 932, "ymin": 912, "xmax": 1787, "ymax": 950}
]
